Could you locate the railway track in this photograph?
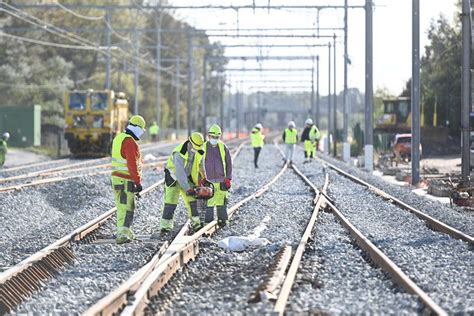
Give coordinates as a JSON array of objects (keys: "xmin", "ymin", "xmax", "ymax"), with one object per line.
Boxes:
[
  {"xmin": 274, "ymin": 163, "xmax": 449, "ymax": 315},
  {"xmin": 0, "ymin": 141, "xmax": 179, "ymax": 192},
  {"xmin": 3, "ymin": 142, "xmax": 470, "ymax": 314},
  {"xmin": 0, "ymin": 140, "xmax": 246, "ymax": 314}
]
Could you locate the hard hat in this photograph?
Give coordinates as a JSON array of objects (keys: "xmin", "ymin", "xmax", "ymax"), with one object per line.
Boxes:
[
  {"xmin": 153, "ymin": 121, "xmax": 157, "ymax": 125},
  {"xmin": 189, "ymin": 132, "xmax": 205, "ymax": 150},
  {"xmin": 288, "ymin": 121, "xmax": 296, "ymax": 128},
  {"xmin": 305, "ymin": 118, "xmax": 313, "ymax": 125},
  {"xmin": 208, "ymin": 124, "xmax": 222, "ymax": 136},
  {"xmin": 2, "ymin": 132, "xmax": 10, "ymax": 140},
  {"xmin": 129, "ymin": 115, "xmax": 146, "ymax": 129},
  {"xmin": 255, "ymin": 123, "xmax": 263, "ymax": 130}
]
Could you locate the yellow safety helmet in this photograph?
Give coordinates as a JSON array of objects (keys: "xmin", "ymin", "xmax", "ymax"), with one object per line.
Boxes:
[
  {"xmin": 189, "ymin": 132, "xmax": 205, "ymax": 150},
  {"xmin": 208, "ymin": 124, "xmax": 222, "ymax": 136},
  {"xmin": 129, "ymin": 115, "xmax": 146, "ymax": 129}
]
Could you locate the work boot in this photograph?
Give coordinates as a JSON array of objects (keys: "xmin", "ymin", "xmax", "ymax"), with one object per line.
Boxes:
[{"xmin": 116, "ymin": 236, "xmax": 131, "ymax": 245}]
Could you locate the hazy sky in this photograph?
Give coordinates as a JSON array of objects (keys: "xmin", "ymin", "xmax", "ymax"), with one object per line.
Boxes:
[{"xmin": 171, "ymin": 0, "xmax": 459, "ymax": 95}]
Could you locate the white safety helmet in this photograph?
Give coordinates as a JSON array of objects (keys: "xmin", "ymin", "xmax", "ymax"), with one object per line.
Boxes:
[
  {"xmin": 288, "ymin": 121, "xmax": 296, "ymax": 128},
  {"xmin": 2, "ymin": 132, "xmax": 10, "ymax": 140},
  {"xmin": 255, "ymin": 123, "xmax": 263, "ymax": 130},
  {"xmin": 305, "ymin": 118, "xmax": 313, "ymax": 125}
]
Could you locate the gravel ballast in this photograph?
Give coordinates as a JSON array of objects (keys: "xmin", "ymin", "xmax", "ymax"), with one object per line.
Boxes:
[
  {"xmin": 14, "ymin": 142, "xmax": 273, "ymax": 313},
  {"xmin": 6, "ymin": 142, "xmax": 473, "ymax": 314},
  {"xmin": 147, "ymin": 147, "xmax": 313, "ymax": 314}
]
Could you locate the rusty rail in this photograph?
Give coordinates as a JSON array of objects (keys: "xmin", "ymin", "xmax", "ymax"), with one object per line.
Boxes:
[
  {"xmin": 322, "ymin": 159, "xmax": 474, "ymax": 244},
  {"xmin": 0, "ymin": 179, "xmax": 164, "ymax": 314},
  {"xmin": 274, "ymin": 163, "xmax": 448, "ymax": 315},
  {"xmin": 86, "ymin": 143, "xmax": 285, "ymax": 316}
]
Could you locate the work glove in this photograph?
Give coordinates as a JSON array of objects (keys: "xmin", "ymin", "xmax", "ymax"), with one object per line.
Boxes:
[
  {"xmin": 186, "ymin": 188, "xmax": 196, "ymax": 196},
  {"xmin": 224, "ymin": 178, "xmax": 231, "ymax": 190},
  {"xmin": 134, "ymin": 183, "xmax": 143, "ymax": 193}
]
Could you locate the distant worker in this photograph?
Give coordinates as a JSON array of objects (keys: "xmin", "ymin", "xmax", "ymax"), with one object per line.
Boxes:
[
  {"xmin": 282, "ymin": 121, "xmax": 298, "ymax": 165},
  {"xmin": 0, "ymin": 132, "xmax": 10, "ymax": 168},
  {"xmin": 301, "ymin": 118, "xmax": 321, "ymax": 163},
  {"xmin": 202, "ymin": 124, "xmax": 233, "ymax": 226},
  {"xmin": 111, "ymin": 115, "xmax": 146, "ymax": 244},
  {"xmin": 160, "ymin": 132, "xmax": 207, "ymax": 232},
  {"xmin": 149, "ymin": 121, "xmax": 160, "ymax": 142},
  {"xmin": 250, "ymin": 123, "xmax": 265, "ymax": 168}
]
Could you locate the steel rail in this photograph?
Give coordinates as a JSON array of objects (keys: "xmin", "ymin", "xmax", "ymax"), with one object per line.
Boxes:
[
  {"xmin": 320, "ymin": 158, "xmax": 474, "ymax": 244},
  {"xmin": 0, "ymin": 156, "xmax": 168, "ymax": 185},
  {"xmin": 0, "ymin": 158, "xmax": 71, "ymax": 173},
  {"xmin": 84, "ymin": 141, "xmax": 247, "ymax": 315},
  {"xmin": 87, "ymin": 142, "xmax": 284, "ymax": 315},
  {"xmin": 0, "ymin": 139, "xmax": 248, "ymax": 313},
  {"xmin": 273, "ymin": 165, "xmax": 328, "ymax": 314},
  {"xmin": 284, "ymin": 163, "xmax": 447, "ymax": 315},
  {"xmin": 0, "ymin": 140, "xmax": 176, "ymax": 183},
  {"xmin": 0, "ymin": 179, "xmax": 164, "ymax": 314},
  {"xmin": 0, "ymin": 160, "xmax": 168, "ymax": 193}
]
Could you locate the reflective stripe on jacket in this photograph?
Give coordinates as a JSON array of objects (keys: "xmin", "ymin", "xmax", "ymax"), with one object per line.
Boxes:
[{"xmin": 250, "ymin": 128, "xmax": 264, "ymax": 147}]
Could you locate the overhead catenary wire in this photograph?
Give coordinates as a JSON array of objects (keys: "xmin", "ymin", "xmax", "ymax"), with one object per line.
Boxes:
[
  {"xmin": 54, "ymin": 1, "xmax": 104, "ymax": 21},
  {"xmin": 0, "ymin": 3, "xmax": 181, "ymax": 77}
]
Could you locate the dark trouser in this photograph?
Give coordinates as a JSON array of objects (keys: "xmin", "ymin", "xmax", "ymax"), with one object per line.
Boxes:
[{"xmin": 253, "ymin": 147, "xmax": 262, "ymax": 167}]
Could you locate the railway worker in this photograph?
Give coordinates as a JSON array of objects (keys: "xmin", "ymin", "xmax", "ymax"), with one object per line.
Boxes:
[
  {"xmin": 301, "ymin": 118, "xmax": 321, "ymax": 163},
  {"xmin": 111, "ymin": 115, "xmax": 146, "ymax": 244},
  {"xmin": 282, "ymin": 121, "xmax": 298, "ymax": 165},
  {"xmin": 149, "ymin": 121, "xmax": 159, "ymax": 142},
  {"xmin": 160, "ymin": 132, "xmax": 207, "ymax": 232},
  {"xmin": 250, "ymin": 123, "xmax": 264, "ymax": 168},
  {"xmin": 202, "ymin": 124, "xmax": 233, "ymax": 226},
  {"xmin": 0, "ymin": 132, "xmax": 10, "ymax": 168}
]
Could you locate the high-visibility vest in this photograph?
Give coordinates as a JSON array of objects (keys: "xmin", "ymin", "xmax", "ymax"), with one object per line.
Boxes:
[
  {"xmin": 250, "ymin": 128, "xmax": 264, "ymax": 147},
  {"xmin": 284, "ymin": 128, "xmax": 297, "ymax": 144},
  {"xmin": 203, "ymin": 141, "xmax": 227, "ymax": 177},
  {"xmin": 166, "ymin": 141, "xmax": 202, "ymax": 185},
  {"xmin": 0, "ymin": 140, "xmax": 7, "ymax": 154},
  {"xmin": 309, "ymin": 125, "xmax": 321, "ymax": 141},
  {"xmin": 111, "ymin": 132, "xmax": 142, "ymax": 178},
  {"xmin": 149, "ymin": 124, "xmax": 159, "ymax": 135}
]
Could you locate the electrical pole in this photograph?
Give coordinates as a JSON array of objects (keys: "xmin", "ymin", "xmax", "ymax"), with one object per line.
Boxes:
[
  {"xmin": 327, "ymin": 42, "xmax": 332, "ymax": 155},
  {"xmin": 219, "ymin": 75, "xmax": 224, "ymax": 131},
  {"xmin": 333, "ymin": 34, "xmax": 337, "ymax": 157},
  {"xmin": 461, "ymin": 0, "xmax": 471, "ymax": 181},
  {"xmin": 155, "ymin": 8, "xmax": 163, "ymax": 128},
  {"xmin": 133, "ymin": 29, "xmax": 140, "ymax": 115},
  {"xmin": 202, "ymin": 56, "xmax": 208, "ymax": 134},
  {"xmin": 343, "ymin": 0, "xmax": 350, "ymax": 161},
  {"xmin": 316, "ymin": 55, "xmax": 320, "ymax": 127},
  {"xmin": 104, "ymin": 12, "xmax": 111, "ymax": 90},
  {"xmin": 364, "ymin": 0, "xmax": 374, "ymax": 171},
  {"xmin": 186, "ymin": 32, "xmax": 193, "ymax": 136},
  {"xmin": 175, "ymin": 58, "xmax": 180, "ymax": 138},
  {"xmin": 311, "ymin": 58, "xmax": 315, "ymax": 118},
  {"xmin": 411, "ymin": 0, "xmax": 421, "ymax": 185},
  {"xmin": 235, "ymin": 86, "xmax": 240, "ymax": 138}
]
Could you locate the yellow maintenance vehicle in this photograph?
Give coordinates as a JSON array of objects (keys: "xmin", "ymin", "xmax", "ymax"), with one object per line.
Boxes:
[
  {"xmin": 64, "ymin": 90, "xmax": 129, "ymax": 156},
  {"xmin": 375, "ymin": 97, "xmax": 448, "ymax": 153}
]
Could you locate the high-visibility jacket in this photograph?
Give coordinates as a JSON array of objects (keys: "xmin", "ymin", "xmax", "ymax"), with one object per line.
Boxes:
[
  {"xmin": 250, "ymin": 128, "xmax": 264, "ymax": 147},
  {"xmin": 309, "ymin": 125, "xmax": 321, "ymax": 141},
  {"xmin": 284, "ymin": 128, "xmax": 298, "ymax": 144},
  {"xmin": 203, "ymin": 141, "xmax": 228, "ymax": 179},
  {"xmin": 149, "ymin": 124, "xmax": 159, "ymax": 135},
  {"xmin": 111, "ymin": 132, "xmax": 142, "ymax": 183},
  {"xmin": 0, "ymin": 140, "xmax": 7, "ymax": 155},
  {"xmin": 166, "ymin": 141, "xmax": 202, "ymax": 186}
]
